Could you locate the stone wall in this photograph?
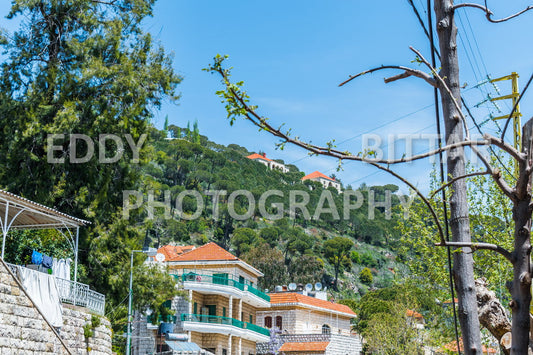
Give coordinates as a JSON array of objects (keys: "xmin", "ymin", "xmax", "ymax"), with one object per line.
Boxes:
[
  {"xmin": 61, "ymin": 305, "xmax": 112, "ymax": 355},
  {"xmin": 0, "ymin": 258, "xmax": 112, "ymax": 355},
  {"xmin": 256, "ymin": 308, "xmax": 352, "ymax": 336}
]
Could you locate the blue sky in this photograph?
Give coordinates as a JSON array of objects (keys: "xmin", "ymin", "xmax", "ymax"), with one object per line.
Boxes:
[{"xmin": 2, "ymin": 1, "xmax": 532, "ymax": 192}]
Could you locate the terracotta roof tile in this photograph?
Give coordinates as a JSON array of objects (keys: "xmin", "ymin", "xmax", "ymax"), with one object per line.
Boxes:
[
  {"xmin": 170, "ymin": 242, "xmax": 239, "ymax": 262},
  {"xmin": 269, "ymin": 293, "xmax": 356, "ymax": 316},
  {"xmin": 301, "ymin": 171, "xmax": 335, "ymax": 182},
  {"xmin": 247, "ymin": 153, "xmax": 273, "ymax": 162},
  {"xmin": 278, "ymin": 342, "xmax": 329, "ymax": 352},
  {"xmin": 406, "ymin": 309, "xmax": 423, "ymax": 319},
  {"xmin": 157, "ymin": 245, "xmax": 195, "ymax": 261}
]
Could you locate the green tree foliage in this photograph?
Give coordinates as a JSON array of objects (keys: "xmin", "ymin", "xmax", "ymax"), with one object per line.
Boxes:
[
  {"xmin": 0, "ymin": 1, "xmax": 180, "ymax": 346},
  {"xmin": 359, "ymin": 267, "xmax": 373, "ymax": 286},
  {"xmin": 323, "ymin": 236, "xmax": 353, "ymax": 290}
]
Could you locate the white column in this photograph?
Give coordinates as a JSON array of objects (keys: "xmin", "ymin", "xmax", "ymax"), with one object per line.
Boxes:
[
  {"xmin": 238, "ymin": 299, "xmax": 242, "ymax": 321},
  {"xmin": 238, "ymin": 337, "xmax": 242, "ymax": 355},
  {"xmin": 188, "ymin": 290, "xmax": 193, "ymax": 314},
  {"xmin": 229, "ymin": 296, "xmax": 233, "ymax": 319}
]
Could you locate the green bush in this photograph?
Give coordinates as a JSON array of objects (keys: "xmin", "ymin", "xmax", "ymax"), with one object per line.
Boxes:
[{"xmin": 359, "ymin": 267, "xmax": 373, "ymax": 285}]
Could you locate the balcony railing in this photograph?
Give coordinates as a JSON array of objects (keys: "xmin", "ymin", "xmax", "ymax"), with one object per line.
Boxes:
[
  {"xmin": 181, "ymin": 313, "xmax": 270, "ymax": 337},
  {"xmin": 6, "ymin": 262, "xmax": 105, "ymax": 315},
  {"xmin": 179, "ymin": 273, "xmax": 270, "ymax": 302}
]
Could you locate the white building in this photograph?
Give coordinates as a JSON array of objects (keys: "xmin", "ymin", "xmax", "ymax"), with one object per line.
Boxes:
[
  {"xmin": 247, "ymin": 153, "xmax": 289, "ymax": 173},
  {"xmin": 301, "ymin": 171, "xmax": 342, "ymax": 193}
]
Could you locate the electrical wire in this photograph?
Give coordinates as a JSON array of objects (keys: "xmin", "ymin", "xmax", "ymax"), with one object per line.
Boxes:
[{"xmin": 426, "ymin": 1, "xmax": 461, "ymax": 352}]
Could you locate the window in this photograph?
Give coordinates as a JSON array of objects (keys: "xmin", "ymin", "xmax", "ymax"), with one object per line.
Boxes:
[
  {"xmin": 207, "ymin": 305, "xmax": 217, "ymax": 316},
  {"xmin": 275, "ymin": 316, "xmax": 282, "ymax": 330},
  {"xmin": 249, "ymin": 315, "xmax": 253, "ymax": 324},
  {"xmin": 193, "ymin": 302, "xmax": 197, "ymax": 314},
  {"xmin": 322, "ymin": 324, "xmax": 330, "ymax": 334},
  {"xmin": 264, "ymin": 316, "xmax": 272, "ymax": 328},
  {"xmin": 223, "ymin": 307, "xmax": 227, "ymax": 318}
]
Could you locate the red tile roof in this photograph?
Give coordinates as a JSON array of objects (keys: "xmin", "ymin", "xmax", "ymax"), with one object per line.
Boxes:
[
  {"xmin": 443, "ymin": 338, "xmax": 496, "ymax": 354},
  {"xmin": 279, "ymin": 342, "xmax": 329, "ymax": 352},
  {"xmin": 157, "ymin": 245, "xmax": 195, "ymax": 261},
  {"xmin": 406, "ymin": 309, "xmax": 423, "ymax": 319},
  {"xmin": 301, "ymin": 171, "xmax": 335, "ymax": 182},
  {"xmin": 247, "ymin": 153, "xmax": 273, "ymax": 162},
  {"xmin": 269, "ymin": 293, "xmax": 356, "ymax": 316},
  {"xmin": 170, "ymin": 242, "xmax": 239, "ymax": 262}
]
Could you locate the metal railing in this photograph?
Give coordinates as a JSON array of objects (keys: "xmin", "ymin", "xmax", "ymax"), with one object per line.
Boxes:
[
  {"xmin": 5, "ymin": 262, "xmax": 105, "ymax": 315},
  {"xmin": 181, "ymin": 313, "xmax": 270, "ymax": 337},
  {"xmin": 179, "ymin": 272, "xmax": 270, "ymax": 302}
]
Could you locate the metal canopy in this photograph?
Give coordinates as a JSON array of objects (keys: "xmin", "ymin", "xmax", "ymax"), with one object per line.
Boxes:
[
  {"xmin": 0, "ymin": 189, "xmax": 89, "ymax": 230},
  {"xmin": 0, "ymin": 189, "xmax": 90, "ymax": 285}
]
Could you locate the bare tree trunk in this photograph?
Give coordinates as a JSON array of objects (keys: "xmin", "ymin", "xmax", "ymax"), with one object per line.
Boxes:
[
  {"xmin": 475, "ymin": 278, "xmax": 511, "ymax": 354},
  {"xmin": 509, "ymin": 119, "xmax": 533, "ymax": 354},
  {"xmin": 434, "ymin": 1, "xmax": 483, "ymax": 352}
]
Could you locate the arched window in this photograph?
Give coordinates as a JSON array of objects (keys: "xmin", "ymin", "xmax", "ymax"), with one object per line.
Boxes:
[
  {"xmin": 264, "ymin": 316, "xmax": 272, "ymax": 328},
  {"xmin": 322, "ymin": 324, "xmax": 330, "ymax": 334},
  {"xmin": 275, "ymin": 316, "xmax": 283, "ymax": 330}
]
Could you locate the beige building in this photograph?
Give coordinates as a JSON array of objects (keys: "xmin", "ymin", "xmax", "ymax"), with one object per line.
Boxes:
[
  {"xmin": 256, "ymin": 292, "xmax": 361, "ymax": 355},
  {"xmin": 152, "ymin": 242, "xmax": 271, "ymax": 355},
  {"xmin": 247, "ymin": 153, "xmax": 289, "ymax": 173},
  {"xmin": 301, "ymin": 171, "xmax": 342, "ymax": 193}
]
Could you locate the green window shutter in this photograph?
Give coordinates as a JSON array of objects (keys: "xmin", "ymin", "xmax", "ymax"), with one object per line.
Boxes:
[
  {"xmin": 223, "ymin": 307, "xmax": 227, "ymax": 318},
  {"xmin": 193, "ymin": 302, "xmax": 197, "ymax": 314}
]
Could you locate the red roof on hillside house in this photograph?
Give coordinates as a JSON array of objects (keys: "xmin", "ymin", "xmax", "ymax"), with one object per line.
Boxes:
[
  {"xmin": 269, "ymin": 292, "xmax": 356, "ymax": 316},
  {"xmin": 278, "ymin": 342, "xmax": 329, "ymax": 353},
  {"xmin": 247, "ymin": 153, "xmax": 273, "ymax": 162},
  {"xmin": 406, "ymin": 309, "xmax": 423, "ymax": 320},
  {"xmin": 170, "ymin": 242, "xmax": 240, "ymax": 262},
  {"xmin": 443, "ymin": 338, "xmax": 496, "ymax": 354},
  {"xmin": 301, "ymin": 171, "xmax": 335, "ymax": 182},
  {"xmin": 157, "ymin": 245, "xmax": 195, "ymax": 261}
]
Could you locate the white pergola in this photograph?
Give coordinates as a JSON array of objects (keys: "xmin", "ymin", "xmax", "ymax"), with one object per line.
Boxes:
[{"xmin": 0, "ymin": 189, "xmax": 90, "ymax": 284}]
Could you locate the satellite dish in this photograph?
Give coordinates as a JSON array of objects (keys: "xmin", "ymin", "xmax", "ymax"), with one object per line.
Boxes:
[
  {"xmin": 314, "ymin": 282, "xmax": 322, "ymax": 291},
  {"xmin": 155, "ymin": 253, "xmax": 166, "ymax": 262},
  {"xmin": 275, "ymin": 285, "xmax": 283, "ymax": 292},
  {"xmin": 305, "ymin": 283, "xmax": 313, "ymax": 292},
  {"xmin": 288, "ymin": 283, "xmax": 297, "ymax": 291}
]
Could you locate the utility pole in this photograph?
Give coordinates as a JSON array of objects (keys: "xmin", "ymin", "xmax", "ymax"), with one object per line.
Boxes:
[
  {"xmin": 490, "ymin": 72, "xmax": 522, "ymax": 176},
  {"xmin": 434, "ymin": 0, "xmax": 483, "ymax": 353}
]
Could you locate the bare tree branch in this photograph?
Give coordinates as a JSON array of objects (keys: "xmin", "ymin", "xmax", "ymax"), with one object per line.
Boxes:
[
  {"xmin": 339, "ymin": 65, "xmax": 436, "ymax": 87},
  {"xmin": 430, "ymin": 171, "xmax": 492, "ymax": 198},
  {"xmin": 471, "ymin": 145, "xmax": 516, "ymax": 202},
  {"xmin": 409, "ymin": 46, "xmax": 472, "ymax": 140},
  {"xmin": 436, "ymin": 241, "xmax": 513, "ymax": 262},
  {"xmin": 483, "ymin": 133, "xmax": 526, "ymax": 163},
  {"xmin": 452, "ymin": 3, "xmax": 533, "ymax": 23}
]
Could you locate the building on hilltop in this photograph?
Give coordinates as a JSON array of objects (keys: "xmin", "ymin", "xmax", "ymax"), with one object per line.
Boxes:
[
  {"xmin": 133, "ymin": 242, "xmax": 271, "ymax": 355},
  {"xmin": 255, "ymin": 289, "xmax": 362, "ymax": 355},
  {"xmin": 246, "ymin": 153, "xmax": 289, "ymax": 173},
  {"xmin": 301, "ymin": 171, "xmax": 342, "ymax": 193}
]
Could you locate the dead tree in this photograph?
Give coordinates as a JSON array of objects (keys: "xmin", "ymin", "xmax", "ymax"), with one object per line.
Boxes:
[{"xmin": 206, "ymin": 1, "xmax": 533, "ymax": 353}]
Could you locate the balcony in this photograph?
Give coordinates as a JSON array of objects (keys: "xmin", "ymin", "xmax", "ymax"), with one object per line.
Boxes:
[
  {"xmin": 6, "ymin": 262, "xmax": 105, "ymax": 315},
  {"xmin": 178, "ymin": 273, "xmax": 270, "ymax": 308},
  {"xmin": 181, "ymin": 314, "xmax": 270, "ymax": 342}
]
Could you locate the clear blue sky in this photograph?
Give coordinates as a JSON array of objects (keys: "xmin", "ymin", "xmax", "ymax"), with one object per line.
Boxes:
[{"xmin": 2, "ymin": 1, "xmax": 532, "ymax": 192}]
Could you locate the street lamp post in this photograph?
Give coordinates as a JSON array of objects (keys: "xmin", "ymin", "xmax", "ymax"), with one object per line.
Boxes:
[{"xmin": 126, "ymin": 249, "xmax": 157, "ymax": 355}]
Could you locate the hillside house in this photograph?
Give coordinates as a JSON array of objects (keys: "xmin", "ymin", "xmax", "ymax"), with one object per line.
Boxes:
[
  {"xmin": 133, "ymin": 242, "xmax": 270, "ymax": 355},
  {"xmin": 256, "ymin": 291, "xmax": 362, "ymax": 355},
  {"xmin": 246, "ymin": 153, "xmax": 289, "ymax": 173},
  {"xmin": 301, "ymin": 171, "xmax": 342, "ymax": 193}
]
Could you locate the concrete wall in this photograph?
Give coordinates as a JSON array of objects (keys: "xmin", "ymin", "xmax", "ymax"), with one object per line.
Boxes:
[{"xmin": 0, "ymin": 258, "xmax": 112, "ymax": 355}]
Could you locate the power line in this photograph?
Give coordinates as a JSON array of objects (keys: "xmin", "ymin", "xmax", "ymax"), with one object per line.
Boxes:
[{"xmin": 288, "ymin": 104, "xmax": 434, "ymax": 165}]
